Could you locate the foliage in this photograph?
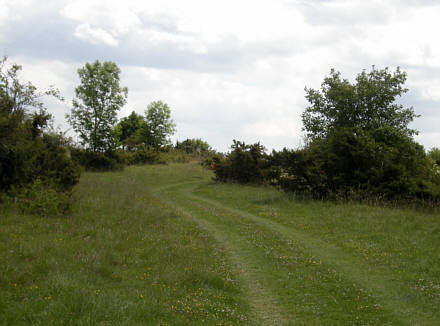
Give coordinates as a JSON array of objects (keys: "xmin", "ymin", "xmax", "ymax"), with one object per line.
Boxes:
[
  {"xmin": 0, "ymin": 56, "xmax": 80, "ymax": 194},
  {"xmin": 141, "ymin": 101, "xmax": 176, "ymax": 150},
  {"xmin": 209, "ymin": 67, "xmax": 440, "ymax": 203},
  {"xmin": 16, "ymin": 178, "xmax": 75, "ymax": 217},
  {"xmin": 175, "ymin": 138, "xmax": 212, "ymax": 154},
  {"xmin": 70, "ymin": 148, "xmax": 123, "ymax": 171},
  {"xmin": 214, "ymin": 140, "xmax": 271, "ymax": 184},
  {"xmin": 267, "ymin": 66, "xmax": 440, "ymax": 201},
  {"xmin": 274, "ymin": 127, "xmax": 439, "ymax": 200},
  {"xmin": 67, "ymin": 60, "xmax": 128, "ymax": 152},
  {"xmin": 302, "ymin": 67, "xmax": 418, "ymax": 140},
  {"xmin": 114, "ymin": 111, "xmax": 145, "ymax": 151},
  {"xmin": 118, "ymin": 145, "xmax": 162, "ymax": 165},
  {"xmin": 428, "ymin": 147, "xmax": 440, "ymax": 165}
]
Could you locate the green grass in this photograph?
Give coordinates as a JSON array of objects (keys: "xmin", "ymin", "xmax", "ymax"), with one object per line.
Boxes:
[{"xmin": 1, "ymin": 163, "xmax": 440, "ymax": 325}]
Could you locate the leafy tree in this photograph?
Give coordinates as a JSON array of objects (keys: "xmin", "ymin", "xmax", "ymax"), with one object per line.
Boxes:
[
  {"xmin": 428, "ymin": 148, "xmax": 440, "ymax": 165},
  {"xmin": 302, "ymin": 67, "xmax": 417, "ymax": 140},
  {"xmin": 273, "ymin": 66, "xmax": 440, "ymax": 201},
  {"xmin": 67, "ymin": 60, "xmax": 127, "ymax": 152},
  {"xmin": 141, "ymin": 101, "xmax": 176, "ymax": 150},
  {"xmin": 115, "ymin": 111, "xmax": 145, "ymax": 151}
]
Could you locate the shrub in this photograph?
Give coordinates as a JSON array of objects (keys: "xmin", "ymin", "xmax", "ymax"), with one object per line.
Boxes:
[
  {"xmin": 1, "ymin": 57, "xmax": 81, "ymax": 198},
  {"xmin": 70, "ymin": 148, "xmax": 123, "ymax": 171},
  {"xmin": 214, "ymin": 140, "xmax": 271, "ymax": 184},
  {"xmin": 132, "ymin": 146, "xmax": 162, "ymax": 164},
  {"xmin": 175, "ymin": 138, "xmax": 212, "ymax": 155},
  {"xmin": 15, "ymin": 178, "xmax": 75, "ymax": 217},
  {"xmin": 272, "ymin": 127, "xmax": 440, "ymax": 202}
]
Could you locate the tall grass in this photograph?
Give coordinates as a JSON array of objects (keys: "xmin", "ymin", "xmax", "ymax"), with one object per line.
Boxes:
[{"xmin": 0, "ymin": 165, "xmax": 251, "ymax": 325}]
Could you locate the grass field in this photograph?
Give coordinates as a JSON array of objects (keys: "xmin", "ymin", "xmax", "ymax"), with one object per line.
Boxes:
[{"xmin": 1, "ymin": 163, "xmax": 440, "ymax": 325}]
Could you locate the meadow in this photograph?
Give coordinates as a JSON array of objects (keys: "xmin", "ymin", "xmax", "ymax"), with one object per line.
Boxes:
[{"xmin": 1, "ymin": 163, "xmax": 439, "ymax": 325}]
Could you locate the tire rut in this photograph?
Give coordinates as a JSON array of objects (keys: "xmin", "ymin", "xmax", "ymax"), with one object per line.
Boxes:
[
  {"xmin": 155, "ymin": 181, "xmax": 436, "ymax": 325},
  {"xmin": 186, "ymin": 191, "xmax": 434, "ymax": 326},
  {"xmin": 155, "ymin": 183, "xmax": 291, "ymax": 325}
]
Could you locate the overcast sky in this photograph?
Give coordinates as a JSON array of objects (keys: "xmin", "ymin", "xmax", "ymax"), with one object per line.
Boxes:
[{"xmin": 1, "ymin": 0, "xmax": 439, "ymax": 152}]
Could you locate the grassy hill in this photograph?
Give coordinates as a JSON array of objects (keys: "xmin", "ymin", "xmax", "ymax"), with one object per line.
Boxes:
[{"xmin": 1, "ymin": 163, "xmax": 439, "ymax": 325}]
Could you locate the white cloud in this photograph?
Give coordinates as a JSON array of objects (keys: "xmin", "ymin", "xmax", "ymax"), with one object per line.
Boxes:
[
  {"xmin": 60, "ymin": 0, "xmax": 141, "ymax": 35},
  {"xmin": 74, "ymin": 23, "xmax": 119, "ymax": 47},
  {"xmin": 0, "ymin": 0, "xmax": 32, "ymax": 28},
  {"xmin": 298, "ymin": 0, "xmax": 392, "ymax": 26}
]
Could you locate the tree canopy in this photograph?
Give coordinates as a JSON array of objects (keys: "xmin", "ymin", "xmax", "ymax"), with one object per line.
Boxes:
[
  {"xmin": 115, "ymin": 111, "xmax": 145, "ymax": 151},
  {"xmin": 67, "ymin": 60, "xmax": 127, "ymax": 152},
  {"xmin": 141, "ymin": 101, "xmax": 176, "ymax": 150},
  {"xmin": 302, "ymin": 67, "xmax": 418, "ymax": 140},
  {"xmin": 175, "ymin": 138, "xmax": 212, "ymax": 154}
]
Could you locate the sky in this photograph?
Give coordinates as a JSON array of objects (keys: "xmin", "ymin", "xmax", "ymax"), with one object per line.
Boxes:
[{"xmin": 1, "ymin": 0, "xmax": 439, "ymax": 152}]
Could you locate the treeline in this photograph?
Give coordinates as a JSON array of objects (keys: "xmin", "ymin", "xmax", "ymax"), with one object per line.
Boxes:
[
  {"xmin": 66, "ymin": 60, "xmax": 215, "ymax": 170},
  {"xmin": 0, "ymin": 57, "xmax": 214, "ymax": 215},
  {"xmin": 213, "ymin": 67, "xmax": 440, "ymax": 204},
  {"xmin": 2, "ymin": 56, "xmax": 439, "ymax": 213}
]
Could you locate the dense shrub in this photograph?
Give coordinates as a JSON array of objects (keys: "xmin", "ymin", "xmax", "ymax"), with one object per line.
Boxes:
[
  {"xmin": 121, "ymin": 145, "xmax": 162, "ymax": 165},
  {"xmin": 15, "ymin": 178, "xmax": 75, "ymax": 217},
  {"xmin": 175, "ymin": 138, "xmax": 212, "ymax": 155},
  {"xmin": 0, "ymin": 57, "xmax": 80, "ymax": 199},
  {"xmin": 70, "ymin": 148, "xmax": 123, "ymax": 171},
  {"xmin": 214, "ymin": 140, "xmax": 271, "ymax": 184},
  {"xmin": 272, "ymin": 127, "xmax": 440, "ymax": 201}
]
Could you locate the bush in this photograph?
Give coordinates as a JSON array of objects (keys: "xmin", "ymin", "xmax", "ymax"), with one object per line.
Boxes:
[
  {"xmin": 70, "ymin": 148, "xmax": 123, "ymax": 171},
  {"xmin": 1, "ymin": 57, "xmax": 81, "ymax": 199},
  {"xmin": 115, "ymin": 146, "xmax": 163, "ymax": 165},
  {"xmin": 15, "ymin": 178, "xmax": 75, "ymax": 217},
  {"xmin": 214, "ymin": 140, "xmax": 271, "ymax": 184},
  {"xmin": 175, "ymin": 138, "xmax": 212, "ymax": 155},
  {"xmin": 272, "ymin": 127, "xmax": 440, "ymax": 202},
  {"xmin": 132, "ymin": 146, "xmax": 162, "ymax": 164}
]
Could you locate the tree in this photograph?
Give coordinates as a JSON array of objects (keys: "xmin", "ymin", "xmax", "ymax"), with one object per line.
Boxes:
[
  {"xmin": 274, "ymin": 66, "xmax": 440, "ymax": 200},
  {"xmin": 67, "ymin": 60, "xmax": 127, "ymax": 152},
  {"xmin": 141, "ymin": 100, "xmax": 176, "ymax": 150},
  {"xmin": 115, "ymin": 111, "xmax": 145, "ymax": 151},
  {"xmin": 428, "ymin": 148, "xmax": 440, "ymax": 166},
  {"xmin": 302, "ymin": 66, "xmax": 417, "ymax": 140}
]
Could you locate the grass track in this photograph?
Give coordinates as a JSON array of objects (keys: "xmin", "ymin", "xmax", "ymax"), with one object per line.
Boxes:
[
  {"xmin": 1, "ymin": 162, "xmax": 440, "ymax": 325},
  {"xmin": 155, "ymin": 184, "xmax": 290, "ymax": 325},
  {"xmin": 151, "ymin": 163, "xmax": 440, "ymax": 325}
]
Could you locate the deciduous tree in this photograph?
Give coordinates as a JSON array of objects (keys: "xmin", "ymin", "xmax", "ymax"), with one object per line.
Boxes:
[
  {"xmin": 302, "ymin": 67, "xmax": 417, "ymax": 140},
  {"xmin": 141, "ymin": 101, "xmax": 176, "ymax": 150},
  {"xmin": 67, "ymin": 60, "xmax": 127, "ymax": 152}
]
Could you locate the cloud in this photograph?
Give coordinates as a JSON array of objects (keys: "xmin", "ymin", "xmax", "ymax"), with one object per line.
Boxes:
[
  {"xmin": 298, "ymin": 0, "xmax": 392, "ymax": 26},
  {"xmin": 74, "ymin": 23, "xmax": 119, "ymax": 47}
]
